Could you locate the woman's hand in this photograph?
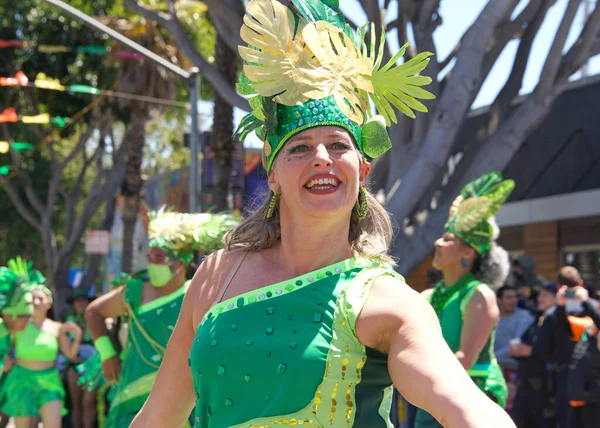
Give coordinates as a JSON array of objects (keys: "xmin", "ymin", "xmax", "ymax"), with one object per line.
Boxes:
[
  {"xmin": 61, "ymin": 322, "xmax": 83, "ymax": 340},
  {"xmin": 508, "ymin": 343, "xmax": 532, "ymax": 357},
  {"xmin": 101, "ymin": 355, "xmax": 122, "ymax": 384},
  {"xmin": 2, "ymin": 356, "xmax": 15, "ymax": 373}
]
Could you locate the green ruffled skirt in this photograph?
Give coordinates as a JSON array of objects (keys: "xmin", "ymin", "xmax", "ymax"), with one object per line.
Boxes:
[{"xmin": 0, "ymin": 365, "xmax": 67, "ymax": 417}]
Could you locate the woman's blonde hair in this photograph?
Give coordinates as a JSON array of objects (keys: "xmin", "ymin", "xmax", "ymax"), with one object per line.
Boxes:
[{"xmin": 225, "ymin": 187, "xmax": 394, "ymax": 264}]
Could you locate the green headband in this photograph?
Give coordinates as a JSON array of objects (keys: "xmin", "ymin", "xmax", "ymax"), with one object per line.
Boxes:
[
  {"xmin": 444, "ymin": 172, "xmax": 515, "ymax": 255},
  {"xmin": 234, "ymin": 0, "xmax": 435, "ymax": 174}
]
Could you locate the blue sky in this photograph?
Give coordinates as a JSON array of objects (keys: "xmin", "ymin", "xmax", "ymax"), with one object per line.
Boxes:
[{"xmin": 218, "ymin": 0, "xmax": 599, "ymax": 148}]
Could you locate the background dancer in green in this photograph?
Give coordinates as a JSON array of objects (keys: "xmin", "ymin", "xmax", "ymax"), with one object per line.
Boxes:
[
  {"xmin": 1, "ymin": 281, "xmax": 82, "ymax": 428},
  {"xmin": 0, "ymin": 257, "xmax": 36, "ymax": 428},
  {"xmin": 132, "ymin": 1, "xmax": 516, "ymax": 427},
  {"xmin": 84, "ymin": 210, "xmax": 238, "ymax": 428},
  {"xmin": 415, "ymin": 172, "xmax": 514, "ymax": 428}
]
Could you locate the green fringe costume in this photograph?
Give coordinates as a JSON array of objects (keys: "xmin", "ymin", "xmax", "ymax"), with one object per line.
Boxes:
[
  {"xmin": 79, "ymin": 211, "xmax": 239, "ymax": 428},
  {"xmin": 414, "ymin": 172, "xmax": 515, "ymax": 428}
]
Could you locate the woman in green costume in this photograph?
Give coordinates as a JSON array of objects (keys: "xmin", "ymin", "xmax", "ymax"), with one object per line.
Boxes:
[
  {"xmin": 1, "ymin": 280, "xmax": 82, "ymax": 428},
  {"xmin": 414, "ymin": 172, "xmax": 515, "ymax": 428},
  {"xmin": 0, "ymin": 257, "xmax": 36, "ymax": 428},
  {"xmin": 132, "ymin": 1, "xmax": 516, "ymax": 427},
  {"xmin": 84, "ymin": 210, "xmax": 239, "ymax": 428}
]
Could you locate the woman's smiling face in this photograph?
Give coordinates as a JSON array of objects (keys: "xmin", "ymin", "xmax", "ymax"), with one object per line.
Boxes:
[{"xmin": 269, "ymin": 126, "xmax": 370, "ymax": 221}]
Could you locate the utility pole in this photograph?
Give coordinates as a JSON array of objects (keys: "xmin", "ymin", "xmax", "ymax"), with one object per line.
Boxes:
[{"xmin": 43, "ymin": 0, "xmax": 203, "ymax": 212}]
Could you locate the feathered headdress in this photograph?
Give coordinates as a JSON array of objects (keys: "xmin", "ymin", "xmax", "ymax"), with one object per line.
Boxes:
[
  {"xmin": 444, "ymin": 172, "xmax": 515, "ymax": 255},
  {"xmin": 0, "ymin": 257, "xmax": 45, "ymax": 317},
  {"xmin": 234, "ymin": 0, "xmax": 435, "ymax": 173},
  {"xmin": 148, "ymin": 208, "xmax": 240, "ymax": 263}
]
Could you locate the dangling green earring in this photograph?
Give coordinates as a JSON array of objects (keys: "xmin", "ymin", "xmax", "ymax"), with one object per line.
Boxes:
[
  {"xmin": 353, "ymin": 186, "xmax": 368, "ymax": 221},
  {"xmin": 266, "ymin": 186, "xmax": 280, "ymax": 219}
]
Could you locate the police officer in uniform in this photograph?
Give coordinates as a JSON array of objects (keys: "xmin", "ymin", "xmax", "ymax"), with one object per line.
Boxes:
[{"xmin": 510, "ymin": 284, "xmax": 558, "ymax": 428}]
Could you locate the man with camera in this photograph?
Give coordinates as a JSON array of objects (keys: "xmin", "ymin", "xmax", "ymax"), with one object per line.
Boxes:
[{"xmin": 552, "ymin": 266, "xmax": 598, "ymax": 427}]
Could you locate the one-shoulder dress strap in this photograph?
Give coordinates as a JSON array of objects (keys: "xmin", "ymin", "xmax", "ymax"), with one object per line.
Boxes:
[{"xmin": 214, "ymin": 251, "xmax": 248, "ymax": 304}]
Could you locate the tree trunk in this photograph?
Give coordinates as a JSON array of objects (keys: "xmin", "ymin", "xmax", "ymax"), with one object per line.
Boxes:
[
  {"xmin": 210, "ymin": 34, "xmax": 238, "ymax": 211},
  {"xmin": 121, "ymin": 105, "xmax": 147, "ymax": 273},
  {"xmin": 84, "ymin": 195, "xmax": 118, "ymax": 290},
  {"xmin": 51, "ymin": 253, "xmax": 73, "ymax": 319}
]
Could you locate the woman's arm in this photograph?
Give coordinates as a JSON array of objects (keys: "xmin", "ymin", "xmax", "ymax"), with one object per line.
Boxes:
[
  {"xmin": 57, "ymin": 321, "xmax": 82, "ymax": 361},
  {"xmin": 85, "ymin": 286, "xmax": 126, "ymax": 383},
  {"xmin": 357, "ymin": 276, "xmax": 515, "ymax": 428},
  {"xmin": 456, "ymin": 285, "xmax": 499, "ymax": 369},
  {"xmin": 131, "ymin": 251, "xmax": 233, "ymax": 427}
]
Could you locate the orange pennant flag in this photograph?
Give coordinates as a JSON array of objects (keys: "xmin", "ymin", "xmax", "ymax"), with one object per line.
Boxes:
[
  {"xmin": 0, "ymin": 71, "xmax": 28, "ymax": 87},
  {"xmin": 0, "ymin": 108, "xmax": 18, "ymax": 123}
]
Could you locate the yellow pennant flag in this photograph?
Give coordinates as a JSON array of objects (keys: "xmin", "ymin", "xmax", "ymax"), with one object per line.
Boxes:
[
  {"xmin": 34, "ymin": 73, "xmax": 65, "ymax": 91},
  {"xmin": 38, "ymin": 45, "xmax": 72, "ymax": 53},
  {"xmin": 22, "ymin": 113, "xmax": 50, "ymax": 124},
  {"xmin": 0, "ymin": 141, "xmax": 9, "ymax": 153}
]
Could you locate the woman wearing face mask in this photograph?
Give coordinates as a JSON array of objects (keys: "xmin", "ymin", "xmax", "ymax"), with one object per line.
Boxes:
[
  {"xmin": 0, "ymin": 281, "xmax": 82, "ymax": 428},
  {"xmin": 415, "ymin": 172, "xmax": 514, "ymax": 428},
  {"xmin": 0, "ymin": 257, "xmax": 37, "ymax": 428},
  {"xmin": 131, "ymin": 1, "xmax": 515, "ymax": 427},
  {"xmin": 83, "ymin": 210, "xmax": 239, "ymax": 428}
]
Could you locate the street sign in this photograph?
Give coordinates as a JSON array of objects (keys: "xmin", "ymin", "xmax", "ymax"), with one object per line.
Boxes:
[{"xmin": 85, "ymin": 230, "xmax": 110, "ymax": 255}]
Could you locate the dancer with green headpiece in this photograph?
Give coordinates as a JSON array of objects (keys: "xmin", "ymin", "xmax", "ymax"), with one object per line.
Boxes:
[
  {"xmin": 131, "ymin": 1, "xmax": 515, "ymax": 427},
  {"xmin": 0, "ymin": 257, "xmax": 36, "ymax": 427},
  {"xmin": 0, "ymin": 259, "xmax": 83, "ymax": 428},
  {"xmin": 414, "ymin": 172, "xmax": 515, "ymax": 428},
  {"xmin": 83, "ymin": 210, "xmax": 239, "ymax": 428}
]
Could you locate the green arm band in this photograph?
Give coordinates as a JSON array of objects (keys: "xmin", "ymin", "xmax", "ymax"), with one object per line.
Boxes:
[{"xmin": 94, "ymin": 336, "xmax": 117, "ymax": 362}]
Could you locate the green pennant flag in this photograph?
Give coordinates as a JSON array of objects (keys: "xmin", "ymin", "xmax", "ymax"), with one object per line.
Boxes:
[
  {"xmin": 0, "ymin": 166, "xmax": 10, "ymax": 175},
  {"xmin": 69, "ymin": 84, "xmax": 100, "ymax": 95},
  {"xmin": 51, "ymin": 117, "xmax": 68, "ymax": 127},
  {"xmin": 11, "ymin": 142, "xmax": 34, "ymax": 152},
  {"xmin": 76, "ymin": 45, "xmax": 108, "ymax": 55}
]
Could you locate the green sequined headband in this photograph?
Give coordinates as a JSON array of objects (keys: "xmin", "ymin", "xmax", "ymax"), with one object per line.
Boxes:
[
  {"xmin": 234, "ymin": 0, "xmax": 435, "ymax": 174},
  {"xmin": 444, "ymin": 172, "xmax": 515, "ymax": 255}
]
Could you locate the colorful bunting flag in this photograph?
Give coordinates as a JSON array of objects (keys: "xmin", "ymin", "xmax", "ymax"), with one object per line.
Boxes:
[
  {"xmin": 0, "ymin": 141, "xmax": 34, "ymax": 154},
  {"xmin": 0, "ymin": 71, "xmax": 28, "ymax": 87},
  {"xmin": 38, "ymin": 45, "xmax": 72, "ymax": 53},
  {"xmin": 0, "ymin": 108, "xmax": 18, "ymax": 123},
  {"xmin": 0, "ymin": 40, "xmax": 24, "ymax": 48},
  {"xmin": 34, "ymin": 73, "xmax": 65, "ymax": 91},
  {"xmin": 0, "ymin": 166, "xmax": 10, "ymax": 176},
  {"xmin": 76, "ymin": 45, "xmax": 108, "ymax": 55},
  {"xmin": 22, "ymin": 113, "xmax": 50, "ymax": 124},
  {"xmin": 69, "ymin": 84, "xmax": 100, "ymax": 95}
]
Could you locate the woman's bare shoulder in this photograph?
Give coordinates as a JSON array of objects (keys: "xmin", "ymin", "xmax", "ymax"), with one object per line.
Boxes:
[{"xmin": 188, "ymin": 249, "xmax": 250, "ymax": 325}]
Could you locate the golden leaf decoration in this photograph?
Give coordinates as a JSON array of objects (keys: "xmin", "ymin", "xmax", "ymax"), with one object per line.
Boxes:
[
  {"xmin": 449, "ymin": 195, "xmax": 463, "ymax": 216},
  {"xmin": 302, "ymin": 22, "xmax": 373, "ymax": 123},
  {"xmin": 239, "ymin": 0, "xmax": 317, "ymax": 105},
  {"xmin": 454, "ymin": 197, "xmax": 493, "ymax": 232}
]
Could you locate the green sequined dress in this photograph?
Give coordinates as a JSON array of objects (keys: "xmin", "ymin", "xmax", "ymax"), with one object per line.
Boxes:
[
  {"xmin": 189, "ymin": 257, "xmax": 402, "ymax": 428},
  {"xmin": 414, "ymin": 273, "xmax": 508, "ymax": 428},
  {"xmin": 105, "ymin": 280, "xmax": 190, "ymax": 428}
]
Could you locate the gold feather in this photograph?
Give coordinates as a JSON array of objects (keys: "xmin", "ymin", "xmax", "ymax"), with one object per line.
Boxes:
[
  {"xmin": 454, "ymin": 197, "xmax": 492, "ymax": 232},
  {"xmin": 239, "ymin": 0, "xmax": 317, "ymax": 106}
]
